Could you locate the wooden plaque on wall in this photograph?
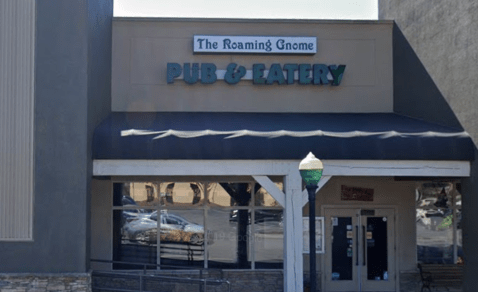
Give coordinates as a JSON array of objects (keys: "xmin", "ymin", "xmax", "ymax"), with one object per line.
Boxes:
[{"xmin": 341, "ymin": 185, "xmax": 374, "ymax": 201}]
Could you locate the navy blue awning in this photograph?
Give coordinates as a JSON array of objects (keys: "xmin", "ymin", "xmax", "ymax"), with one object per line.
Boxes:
[{"xmin": 93, "ymin": 112, "xmax": 474, "ymax": 160}]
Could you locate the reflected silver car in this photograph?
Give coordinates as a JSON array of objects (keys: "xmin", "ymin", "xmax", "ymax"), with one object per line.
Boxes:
[{"xmin": 123, "ymin": 212, "xmax": 211, "ymax": 245}]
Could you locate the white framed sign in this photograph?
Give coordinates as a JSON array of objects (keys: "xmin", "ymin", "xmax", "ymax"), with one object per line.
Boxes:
[
  {"xmin": 303, "ymin": 217, "xmax": 325, "ymax": 254},
  {"xmin": 193, "ymin": 35, "xmax": 317, "ymax": 54}
]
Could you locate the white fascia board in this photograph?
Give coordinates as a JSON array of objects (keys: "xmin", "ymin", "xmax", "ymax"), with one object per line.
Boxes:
[
  {"xmin": 252, "ymin": 175, "xmax": 285, "ymax": 207},
  {"xmin": 93, "ymin": 160, "xmax": 471, "ymax": 177},
  {"xmin": 322, "ymin": 160, "xmax": 470, "ymax": 177},
  {"xmin": 94, "ymin": 160, "xmax": 296, "ymax": 176}
]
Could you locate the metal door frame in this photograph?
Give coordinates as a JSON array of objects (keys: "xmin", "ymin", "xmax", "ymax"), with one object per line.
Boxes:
[{"xmin": 321, "ymin": 205, "xmax": 399, "ymax": 292}]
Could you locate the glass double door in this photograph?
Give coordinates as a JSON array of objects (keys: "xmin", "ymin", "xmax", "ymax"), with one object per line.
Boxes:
[{"xmin": 324, "ymin": 208, "xmax": 396, "ymax": 292}]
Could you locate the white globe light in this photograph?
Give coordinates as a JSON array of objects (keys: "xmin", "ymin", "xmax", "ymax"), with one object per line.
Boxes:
[{"xmin": 299, "ymin": 152, "xmax": 324, "ymax": 170}]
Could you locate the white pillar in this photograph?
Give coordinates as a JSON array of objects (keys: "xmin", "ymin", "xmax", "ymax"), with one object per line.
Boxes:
[{"xmin": 284, "ymin": 165, "xmax": 304, "ymax": 292}]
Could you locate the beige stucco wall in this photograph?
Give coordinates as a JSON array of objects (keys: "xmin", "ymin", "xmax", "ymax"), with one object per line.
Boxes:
[
  {"xmin": 311, "ymin": 176, "xmax": 417, "ymax": 272},
  {"xmin": 112, "ymin": 18, "xmax": 393, "ymax": 113}
]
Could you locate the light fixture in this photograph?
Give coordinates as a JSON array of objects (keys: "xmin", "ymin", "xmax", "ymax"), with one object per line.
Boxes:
[{"xmin": 299, "ymin": 152, "xmax": 324, "ymax": 292}]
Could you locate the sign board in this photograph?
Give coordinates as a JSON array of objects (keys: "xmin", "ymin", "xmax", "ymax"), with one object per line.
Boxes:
[
  {"xmin": 194, "ymin": 35, "xmax": 317, "ymax": 54},
  {"xmin": 341, "ymin": 185, "xmax": 374, "ymax": 201},
  {"xmin": 303, "ymin": 217, "xmax": 325, "ymax": 254}
]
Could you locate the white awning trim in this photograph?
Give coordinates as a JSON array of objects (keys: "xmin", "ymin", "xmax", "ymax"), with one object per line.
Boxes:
[{"xmin": 121, "ymin": 129, "xmax": 470, "ymax": 140}]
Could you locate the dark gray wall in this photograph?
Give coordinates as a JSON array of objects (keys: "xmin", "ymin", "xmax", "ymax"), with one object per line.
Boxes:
[
  {"xmin": 391, "ymin": 24, "xmax": 463, "ymax": 130},
  {"xmin": 86, "ymin": 0, "xmax": 113, "ymax": 271},
  {"xmin": 381, "ymin": 2, "xmax": 478, "ymax": 291},
  {"xmin": 0, "ymin": 0, "xmax": 112, "ymax": 273},
  {"xmin": 380, "ymin": 0, "xmax": 478, "ymax": 142}
]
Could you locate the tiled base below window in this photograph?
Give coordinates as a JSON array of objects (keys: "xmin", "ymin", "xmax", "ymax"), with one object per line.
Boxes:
[{"xmin": 0, "ymin": 274, "xmax": 91, "ymax": 292}]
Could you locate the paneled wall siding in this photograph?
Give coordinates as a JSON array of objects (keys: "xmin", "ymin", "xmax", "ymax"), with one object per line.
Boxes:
[{"xmin": 0, "ymin": 0, "xmax": 35, "ymax": 240}]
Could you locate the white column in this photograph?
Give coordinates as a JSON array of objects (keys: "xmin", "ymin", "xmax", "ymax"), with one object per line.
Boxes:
[
  {"xmin": 284, "ymin": 164, "xmax": 304, "ymax": 292},
  {"xmin": 252, "ymin": 175, "xmax": 285, "ymax": 207}
]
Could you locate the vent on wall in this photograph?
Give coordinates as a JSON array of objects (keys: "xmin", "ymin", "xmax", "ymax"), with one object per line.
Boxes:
[{"xmin": 0, "ymin": 0, "xmax": 35, "ymax": 240}]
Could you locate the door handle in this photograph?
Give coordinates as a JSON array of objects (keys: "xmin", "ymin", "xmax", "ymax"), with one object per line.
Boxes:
[
  {"xmin": 355, "ymin": 225, "xmax": 359, "ymax": 266},
  {"xmin": 362, "ymin": 225, "xmax": 366, "ymax": 266}
]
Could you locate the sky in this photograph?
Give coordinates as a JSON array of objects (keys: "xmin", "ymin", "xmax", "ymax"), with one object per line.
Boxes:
[{"xmin": 114, "ymin": 0, "xmax": 378, "ymax": 20}]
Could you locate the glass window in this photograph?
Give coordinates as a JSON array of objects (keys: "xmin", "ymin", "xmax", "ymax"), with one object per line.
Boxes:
[
  {"xmin": 254, "ymin": 210, "xmax": 284, "ymax": 269},
  {"xmin": 207, "ymin": 208, "xmax": 251, "ymax": 269},
  {"xmin": 113, "ymin": 182, "xmax": 161, "ymax": 208},
  {"xmin": 254, "ymin": 182, "xmax": 283, "ymax": 207},
  {"xmin": 331, "ymin": 217, "xmax": 353, "ymax": 280},
  {"xmin": 366, "ymin": 217, "xmax": 388, "ymax": 280},
  {"xmin": 456, "ymin": 186, "xmax": 463, "ymax": 263},
  {"xmin": 113, "ymin": 209, "xmax": 157, "ymax": 270},
  {"xmin": 416, "ymin": 182, "xmax": 461, "ymax": 264},
  {"xmin": 208, "ymin": 182, "xmax": 252, "ymax": 207},
  {"xmin": 112, "ymin": 179, "xmax": 284, "ymax": 270},
  {"xmin": 159, "ymin": 210, "xmax": 204, "ymax": 268},
  {"xmin": 159, "ymin": 182, "xmax": 205, "ymax": 207}
]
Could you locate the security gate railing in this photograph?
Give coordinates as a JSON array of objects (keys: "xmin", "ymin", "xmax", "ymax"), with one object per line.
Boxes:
[{"xmin": 90, "ymin": 259, "xmax": 231, "ymax": 292}]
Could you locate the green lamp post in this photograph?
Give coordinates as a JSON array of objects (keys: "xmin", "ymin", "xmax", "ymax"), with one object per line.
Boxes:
[{"xmin": 299, "ymin": 152, "xmax": 324, "ymax": 292}]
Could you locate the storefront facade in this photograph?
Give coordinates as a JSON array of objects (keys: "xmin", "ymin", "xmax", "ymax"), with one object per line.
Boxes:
[
  {"xmin": 89, "ymin": 18, "xmax": 473, "ymax": 292},
  {"xmin": 0, "ymin": 3, "xmax": 475, "ymax": 291}
]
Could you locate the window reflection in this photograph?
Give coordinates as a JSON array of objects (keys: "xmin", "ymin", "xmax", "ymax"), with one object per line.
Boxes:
[
  {"xmin": 254, "ymin": 210, "xmax": 284, "ymax": 269},
  {"xmin": 208, "ymin": 183, "xmax": 253, "ymax": 207},
  {"xmin": 254, "ymin": 183, "xmax": 283, "ymax": 207},
  {"xmin": 113, "ymin": 182, "xmax": 160, "ymax": 207},
  {"xmin": 158, "ymin": 210, "xmax": 204, "ymax": 267},
  {"xmin": 416, "ymin": 182, "xmax": 462, "ymax": 264},
  {"xmin": 112, "ymin": 180, "xmax": 284, "ymax": 270},
  {"xmin": 158, "ymin": 182, "xmax": 205, "ymax": 207},
  {"xmin": 207, "ymin": 208, "xmax": 251, "ymax": 269},
  {"xmin": 113, "ymin": 210, "xmax": 157, "ymax": 270}
]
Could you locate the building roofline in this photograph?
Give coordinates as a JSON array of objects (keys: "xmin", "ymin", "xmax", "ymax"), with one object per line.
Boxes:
[{"xmin": 112, "ymin": 17, "xmax": 393, "ymax": 25}]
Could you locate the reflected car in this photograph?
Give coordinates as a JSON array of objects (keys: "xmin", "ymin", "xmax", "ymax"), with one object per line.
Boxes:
[
  {"xmin": 122, "ymin": 217, "xmax": 158, "ymax": 243},
  {"xmin": 229, "ymin": 209, "xmax": 283, "ymax": 224},
  {"xmin": 121, "ymin": 196, "xmax": 152, "ymax": 224},
  {"xmin": 122, "ymin": 205, "xmax": 149, "ymax": 223},
  {"xmin": 123, "ymin": 212, "xmax": 211, "ymax": 245}
]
